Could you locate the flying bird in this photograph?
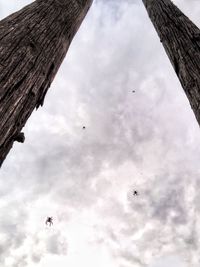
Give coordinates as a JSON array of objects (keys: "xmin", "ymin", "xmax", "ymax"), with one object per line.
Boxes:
[
  {"xmin": 82, "ymin": 126, "xmax": 86, "ymax": 129},
  {"xmin": 46, "ymin": 217, "xmax": 53, "ymax": 226},
  {"xmin": 132, "ymin": 90, "xmax": 135, "ymax": 93},
  {"xmin": 133, "ymin": 190, "xmax": 138, "ymax": 196}
]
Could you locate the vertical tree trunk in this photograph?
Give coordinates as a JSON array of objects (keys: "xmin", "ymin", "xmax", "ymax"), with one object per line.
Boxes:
[
  {"xmin": 0, "ymin": 0, "xmax": 93, "ymax": 166},
  {"xmin": 142, "ymin": 0, "xmax": 200, "ymax": 126}
]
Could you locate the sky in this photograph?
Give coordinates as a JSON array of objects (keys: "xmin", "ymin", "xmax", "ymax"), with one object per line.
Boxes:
[{"xmin": 0, "ymin": 0, "xmax": 200, "ymax": 266}]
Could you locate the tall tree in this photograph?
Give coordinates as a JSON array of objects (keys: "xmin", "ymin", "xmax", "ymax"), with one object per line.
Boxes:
[
  {"xmin": 0, "ymin": 0, "xmax": 93, "ymax": 166},
  {"xmin": 142, "ymin": 0, "xmax": 200, "ymax": 126}
]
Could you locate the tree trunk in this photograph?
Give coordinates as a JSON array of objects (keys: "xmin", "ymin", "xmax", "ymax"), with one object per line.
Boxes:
[
  {"xmin": 142, "ymin": 0, "xmax": 200, "ymax": 127},
  {"xmin": 0, "ymin": 0, "xmax": 93, "ymax": 166}
]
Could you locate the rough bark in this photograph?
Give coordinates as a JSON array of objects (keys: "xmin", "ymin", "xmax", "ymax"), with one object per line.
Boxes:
[
  {"xmin": 0, "ymin": 0, "xmax": 93, "ymax": 166},
  {"xmin": 142, "ymin": 0, "xmax": 200, "ymax": 126}
]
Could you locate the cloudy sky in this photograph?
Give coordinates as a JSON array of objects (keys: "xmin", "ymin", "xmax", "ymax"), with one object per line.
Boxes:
[{"xmin": 0, "ymin": 0, "xmax": 200, "ymax": 266}]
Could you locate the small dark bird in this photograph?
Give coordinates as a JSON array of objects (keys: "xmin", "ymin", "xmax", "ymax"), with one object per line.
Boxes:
[
  {"xmin": 132, "ymin": 90, "xmax": 135, "ymax": 93},
  {"xmin": 83, "ymin": 126, "xmax": 86, "ymax": 129},
  {"xmin": 133, "ymin": 190, "xmax": 138, "ymax": 196},
  {"xmin": 46, "ymin": 217, "xmax": 53, "ymax": 226}
]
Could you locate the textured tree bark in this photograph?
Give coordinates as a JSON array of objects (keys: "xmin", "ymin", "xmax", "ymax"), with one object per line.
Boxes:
[
  {"xmin": 0, "ymin": 0, "xmax": 93, "ymax": 166},
  {"xmin": 142, "ymin": 0, "xmax": 200, "ymax": 126}
]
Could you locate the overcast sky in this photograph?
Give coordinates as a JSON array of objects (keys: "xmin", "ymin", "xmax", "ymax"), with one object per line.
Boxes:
[{"xmin": 0, "ymin": 0, "xmax": 200, "ymax": 266}]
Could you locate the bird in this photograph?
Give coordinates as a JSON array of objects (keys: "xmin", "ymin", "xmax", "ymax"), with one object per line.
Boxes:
[
  {"xmin": 45, "ymin": 217, "xmax": 53, "ymax": 226},
  {"xmin": 133, "ymin": 190, "xmax": 138, "ymax": 196},
  {"xmin": 132, "ymin": 90, "xmax": 135, "ymax": 93},
  {"xmin": 82, "ymin": 126, "xmax": 86, "ymax": 129}
]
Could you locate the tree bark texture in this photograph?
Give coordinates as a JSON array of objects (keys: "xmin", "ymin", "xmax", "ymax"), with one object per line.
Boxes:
[
  {"xmin": 0, "ymin": 0, "xmax": 93, "ymax": 166},
  {"xmin": 142, "ymin": 0, "xmax": 200, "ymax": 127}
]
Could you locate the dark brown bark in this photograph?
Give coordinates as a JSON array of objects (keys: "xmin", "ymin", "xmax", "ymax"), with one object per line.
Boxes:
[
  {"xmin": 142, "ymin": 0, "xmax": 200, "ymax": 126},
  {"xmin": 0, "ymin": 0, "xmax": 93, "ymax": 166}
]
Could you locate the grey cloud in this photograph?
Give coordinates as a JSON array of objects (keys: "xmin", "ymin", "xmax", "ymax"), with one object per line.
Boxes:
[
  {"xmin": 0, "ymin": 201, "xmax": 28, "ymax": 263},
  {"xmin": 12, "ymin": 255, "xmax": 28, "ymax": 267},
  {"xmin": 46, "ymin": 233, "xmax": 68, "ymax": 255},
  {"xmin": 31, "ymin": 252, "xmax": 42, "ymax": 263},
  {"xmin": 119, "ymin": 250, "xmax": 146, "ymax": 267}
]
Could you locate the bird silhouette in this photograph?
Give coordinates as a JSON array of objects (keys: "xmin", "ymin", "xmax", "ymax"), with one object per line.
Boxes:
[{"xmin": 46, "ymin": 217, "xmax": 53, "ymax": 226}]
